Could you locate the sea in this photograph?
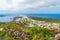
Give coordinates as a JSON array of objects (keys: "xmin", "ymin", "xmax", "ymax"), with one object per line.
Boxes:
[{"xmin": 0, "ymin": 14, "xmax": 60, "ymax": 22}]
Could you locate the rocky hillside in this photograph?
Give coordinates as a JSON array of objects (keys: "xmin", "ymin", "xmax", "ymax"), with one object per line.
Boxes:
[{"xmin": 0, "ymin": 16, "xmax": 60, "ymax": 40}]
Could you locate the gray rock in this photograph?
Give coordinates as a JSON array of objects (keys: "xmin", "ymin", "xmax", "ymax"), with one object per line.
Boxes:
[
  {"xmin": 0, "ymin": 37, "xmax": 4, "ymax": 40},
  {"xmin": 4, "ymin": 27, "xmax": 32, "ymax": 40}
]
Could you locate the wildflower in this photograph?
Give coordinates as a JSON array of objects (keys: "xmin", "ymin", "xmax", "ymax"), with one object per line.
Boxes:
[{"xmin": 51, "ymin": 29, "xmax": 56, "ymax": 32}]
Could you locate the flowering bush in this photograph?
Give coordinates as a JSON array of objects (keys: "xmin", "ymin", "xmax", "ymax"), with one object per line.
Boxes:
[{"xmin": 29, "ymin": 27, "xmax": 55, "ymax": 40}]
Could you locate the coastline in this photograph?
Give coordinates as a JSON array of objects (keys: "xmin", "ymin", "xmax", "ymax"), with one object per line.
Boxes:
[{"xmin": 0, "ymin": 14, "xmax": 60, "ymax": 22}]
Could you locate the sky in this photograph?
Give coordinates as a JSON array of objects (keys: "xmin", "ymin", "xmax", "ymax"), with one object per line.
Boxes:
[{"xmin": 0, "ymin": 0, "xmax": 60, "ymax": 14}]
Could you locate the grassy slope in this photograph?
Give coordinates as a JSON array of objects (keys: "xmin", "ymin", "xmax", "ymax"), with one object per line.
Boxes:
[
  {"xmin": 29, "ymin": 16, "xmax": 60, "ymax": 27},
  {"xmin": 0, "ymin": 17, "xmax": 60, "ymax": 40},
  {"xmin": 0, "ymin": 22, "xmax": 25, "ymax": 40},
  {"xmin": 0, "ymin": 22, "xmax": 16, "ymax": 40},
  {"xmin": 29, "ymin": 16, "xmax": 60, "ymax": 23},
  {"xmin": 0, "ymin": 21, "xmax": 33, "ymax": 33}
]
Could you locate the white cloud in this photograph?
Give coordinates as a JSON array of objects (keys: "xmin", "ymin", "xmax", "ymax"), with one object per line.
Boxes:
[
  {"xmin": 56, "ymin": 5, "xmax": 60, "ymax": 7},
  {"xmin": 0, "ymin": 0, "xmax": 60, "ymax": 10},
  {"xmin": 28, "ymin": 0, "xmax": 60, "ymax": 8}
]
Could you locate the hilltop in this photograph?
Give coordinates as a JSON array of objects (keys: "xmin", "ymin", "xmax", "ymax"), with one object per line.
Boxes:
[{"xmin": 14, "ymin": 16, "xmax": 60, "ymax": 29}]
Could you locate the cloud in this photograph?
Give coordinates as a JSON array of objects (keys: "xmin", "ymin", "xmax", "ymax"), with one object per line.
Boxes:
[{"xmin": 0, "ymin": 0, "xmax": 60, "ymax": 10}]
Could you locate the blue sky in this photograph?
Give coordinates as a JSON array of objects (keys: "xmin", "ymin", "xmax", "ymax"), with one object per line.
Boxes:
[{"xmin": 0, "ymin": 0, "xmax": 60, "ymax": 14}]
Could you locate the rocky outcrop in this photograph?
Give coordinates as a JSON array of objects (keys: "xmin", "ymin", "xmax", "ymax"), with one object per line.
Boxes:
[
  {"xmin": 0, "ymin": 37, "xmax": 4, "ymax": 40},
  {"xmin": 55, "ymin": 33, "xmax": 60, "ymax": 40},
  {"xmin": 4, "ymin": 27, "xmax": 32, "ymax": 40}
]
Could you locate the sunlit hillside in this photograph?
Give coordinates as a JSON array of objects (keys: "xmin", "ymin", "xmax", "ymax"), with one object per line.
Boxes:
[{"xmin": 0, "ymin": 16, "xmax": 60, "ymax": 40}]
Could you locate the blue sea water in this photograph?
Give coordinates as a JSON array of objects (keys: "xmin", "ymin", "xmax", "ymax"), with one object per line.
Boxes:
[
  {"xmin": 0, "ymin": 14, "xmax": 60, "ymax": 22},
  {"xmin": 26, "ymin": 14, "xmax": 60, "ymax": 18}
]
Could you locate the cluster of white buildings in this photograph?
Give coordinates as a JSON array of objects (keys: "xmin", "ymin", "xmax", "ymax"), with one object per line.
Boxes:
[{"xmin": 14, "ymin": 16, "xmax": 60, "ymax": 30}]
